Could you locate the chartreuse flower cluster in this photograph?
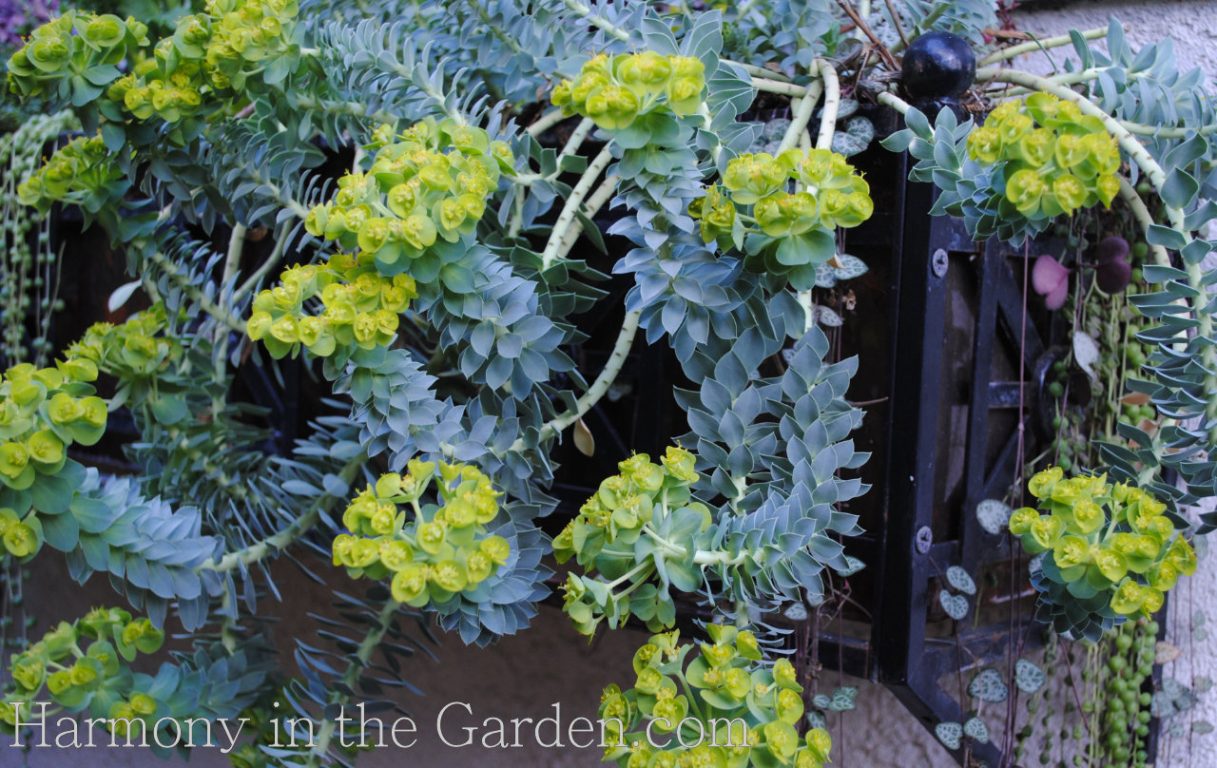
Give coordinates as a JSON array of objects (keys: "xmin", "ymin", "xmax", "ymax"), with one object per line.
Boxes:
[
  {"xmin": 1010, "ymin": 467, "xmax": 1196, "ymax": 629},
  {"xmin": 967, "ymin": 93, "xmax": 1121, "ymax": 219},
  {"xmin": 305, "ymin": 118, "xmax": 513, "ymax": 274},
  {"xmin": 332, "ymin": 459, "xmax": 511, "ymax": 610},
  {"xmin": 246, "ymin": 254, "xmax": 417, "ymax": 360},
  {"xmin": 551, "ymin": 52, "xmax": 706, "ymax": 131},
  {"xmin": 106, "ymin": 0, "xmax": 299, "ymax": 123},
  {"xmin": 601, "ymin": 627, "xmax": 833, "ymax": 768},
  {"xmin": 1, "ymin": 607, "xmax": 164, "ymax": 733},
  {"xmin": 5, "ymin": 12, "xmax": 149, "ymax": 103},
  {"xmin": 691, "ymin": 148, "xmax": 873, "ymax": 288},
  {"xmin": 555, "ymin": 447, "xmax": 711, "ymax": 637},
  {"xmin": 66, "ymin": 305, "xmax": 177, "ymax": 383},
  {"xmin": 16, "ymin": 134, "xmax": 126, "ymax": 217}
]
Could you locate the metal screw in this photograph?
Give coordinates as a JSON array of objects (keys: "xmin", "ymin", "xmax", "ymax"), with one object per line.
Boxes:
[
  {"xmin": 915, "ymin": 525, "xmax": 933, "ymax": 554},
  {"xmin": 931, "ymin": 248, "xmax": 949, "ymax": 278}
]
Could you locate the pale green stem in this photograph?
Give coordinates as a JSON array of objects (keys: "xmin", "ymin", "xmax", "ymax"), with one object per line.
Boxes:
[
  {"xmin": 876, "ymin": 90, "xmax": 912, "ymax": 115},
  {"xmin": 978, "ymin": 27, "xmax": 1107, "ymax": 66},
  {"xmin": 560, "ymin": 118, "xmax": 596, "ymax": 160},
  {"xmin": 778, "ymin": 77, "xmax": 822, "ymax": 153},
  {"xmin": 605, "ymin": 560, "xmax": 654, "ymax": 591},
  {"xmin": 233, "ymin": 232, "xmax": 289, "ymax": 304},
  {"xmin": 754, "ymin": 78, "xmax": 810, "ymax": 97},
  {"xmin": 204, "ymin": 508, "xmax": 322, "ymax": 572},
  {"xmin": 561, "ymin": 0, "xmax": 629, "ymax": 40},
  {"xmin": 507, "ymin": 190, "xmax": 526, "ymax": 239},
  {"xmin": 799, "ymin": 290, "xmax": 815, "ymax": 334},
  {"xmin": 852, "ymin": 0, "xmax": 872, "ymax": 42},
  {"xmin": 554, "ymin": 174, "xmax": 619, "ymax": 260},
  {"xmin": 815, "ymin": 60, "xmax": 841, "ymax": 149},
  {"xmin": 511, "ymin": 118, "xmax": 596, "ymax": 188},
  {"xmin": 256, "ymin": 177, "xmax": 310, "ymax": 220},
  {"xmin": 467, "ymin": 0, "xmax": 526, "ymax": 55},
  {"xmin": 540, "ymin": 145, "xmax": 614, "ymax": 270},
  {"xmin": 1116, "ymin": 178, "xmax": 1171, "ymax": 270},
  {"xmin": 216, "ymin": 224, "xmax": 247, "ymax": 337},
  {"xmin": 526, "ymin": 108, "xmax": 569, "ymax": 137},
  {"xmin": 732, "ymin": 61, "xmax": 793, "ymax": 83},
  {"xmin": 640, "ymin": 523, "xmax": 749, "ymax": 567},
  {"xmin": 509, "ymin": 309, "xmax": 641, "ymax": 452},
  {"xmin": 1117, "ymin": 121, "xmax": 1217, "ymax": 139}
]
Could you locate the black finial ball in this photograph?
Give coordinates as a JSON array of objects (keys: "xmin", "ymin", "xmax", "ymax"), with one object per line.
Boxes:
[{"xmin": 901, "ymin": 31, "xmax": 977, "ymax": 99}]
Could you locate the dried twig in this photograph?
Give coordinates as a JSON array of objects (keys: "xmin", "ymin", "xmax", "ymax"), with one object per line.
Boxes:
[
  {"xmin": 880, "ymin": 0, "xmax": 909, "ymax": 48},
  {"xmin": 833, "ymin": 0, "xmax": 899, "ymax": 70}
]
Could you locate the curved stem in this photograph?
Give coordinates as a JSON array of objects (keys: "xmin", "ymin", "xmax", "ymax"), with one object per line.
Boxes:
[
  {"xmin": 815, "ymin": 60, "xmax": 841, "ymax": 150},
  {"xmin": 754, "ymin": 78, "xmax": 811, "ymax": 98},
  {"xmin": 511, "ymin": 309, "xmax": 641, "ymax": 452},
  {"xmin": 554, "ymin": 173, "xmax": 620, "ymax": 260},
  {"xmin": 526, "ymin": 108, "xmax": 569, "ymax": 137},
  {"xmin": 852, "ymin": 0, "xmax": 872, "ymax": 42},
  {"xmin": 978, "ymin": 27, "xmax": 1107, "ymax": 67},
  {"xmin": 1117, "ymin": 121, "xmax": 1217, "ymax": 139},
  {"xmin": 540, "ymin": 145, "xmax": 614, "ymax": 270},
  {"xmin": 1116, "ymin": 178, "xmax": 1171, "ymax": 269},
  {"xmin": 875, "ymin": 90, "xmax": 912, "ymax": 116},
  {"xmin": 214, "ymin": 223, "xmax": 248, "ymax": 373},
  {"xmin": 778, "ymin": 67, "xmax": 822, "ymax": 153},
  {"xmin": 732, "ymin": 61, "xmax": 793, "ymax": 83},
  {"xmin": 233, "ymin": 230, "xmax": 289, "ymax": 304},
  {"xmin": 560, "ymin": 118, "xmax": 596, "ymax": 160},
  {"xmin": 560, "ymin": 0, "xmax": 629, "ymax": 41}
]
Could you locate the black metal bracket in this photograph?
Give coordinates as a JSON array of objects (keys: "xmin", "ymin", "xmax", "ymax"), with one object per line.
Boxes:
[{"xmin": 869, "ymin": 163, "xmax": 1048, "ymax": 766}]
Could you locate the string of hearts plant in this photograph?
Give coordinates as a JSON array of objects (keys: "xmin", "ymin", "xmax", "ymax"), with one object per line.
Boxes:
[{"xmin": 0, "ymin": 1, "xmax": 1215, "ymax": 767}]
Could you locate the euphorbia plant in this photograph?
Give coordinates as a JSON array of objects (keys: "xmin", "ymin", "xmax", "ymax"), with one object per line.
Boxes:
[{"xmin": 1, "ymin": 0, "xmax": 1215, "ymax": 766}]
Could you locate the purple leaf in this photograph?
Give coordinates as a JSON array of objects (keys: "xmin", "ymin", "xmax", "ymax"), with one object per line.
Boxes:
[
  {"xmin": 1094, "ymin": 236, "xmax": 1132, "ymax": 294},
  {"xmin": 1032, "ymin": 254, "xmax": 1070, "ymax": 310}
]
